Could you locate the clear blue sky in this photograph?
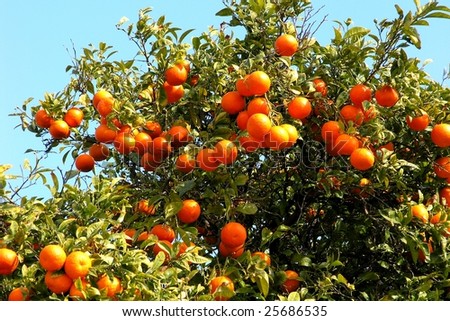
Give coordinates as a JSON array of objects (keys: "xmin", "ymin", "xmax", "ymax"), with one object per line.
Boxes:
[{"xmin": 0, "ymin": 0, "xmax": 449, "ymax": 198}]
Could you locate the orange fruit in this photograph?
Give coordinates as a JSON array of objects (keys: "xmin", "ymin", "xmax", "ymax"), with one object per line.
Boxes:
[
  {"xmin": 321, "ymin": 120, "xmax": 342, "ymax": 143},
  {"xmin": 69, "ymin": 278, "xmax": 89, "ymax": 300},
  {"xmin": 165, "ymin": 63, "xmax": 188, "ymax": 86},
  {"xmin": 8, "ymin": 287, "xmax": 30, "ymax": 301},
  {"xmin": 375, "ymin": 85, "xmax": 399, "ymax": 107},
  {"xmin": 45, "ymin": 271, "xmax": 73, "ymax": 294},
  {"xmin": 440, "ymin": 187, "xmax": 450, "ymax": 207},
  {"xmin": 281, "ymin": 270, "xmax": 300, "ymax": 293},
  {"xmin": 64, "ymin": 251, "xmax": 91, "ymax": 280},
  {"xmin": 247, "ymin": 97, "xmax": 270, "ymax": 116},
  {"xmin": 134, "ymin": 132, "xmax": 152, "ymax": 155},
  {"xmin": 245, "ymin": 70, "xmax": 271, "ymax": 96},
  {"xmin": 246, "ymin": 113, "xmax": 272, "ymax": 140},
  {"xmin": 140, "ymin": 152, "xmax": 164, "ymax": 172},
  {"xmin": 64, "ymin": 107, "xmax": 84, "ymax": 127},
  {"xmin": 152, "ymin": 240, "xmax": 173, "ymax": 263},
  {"xmin": 97, "ymin": 275, "xmax": 122, "ymax": 298},
  {"xmin": 418, "ymin": 239, "xmax": 434, "ymax": 263},
  {"xmin": 264, "ymin": 125, "xmax": 289, "ymax": 150},
  {"xmin": 288, "ymin": 96, "xmax": 312, "ymax": 120},
  {"xmin": 95, "ymin": 124, "xmax": 117, "ymax": 143},
  {"xmin": 236, "ymin": 111, "xmax": 250, "ymax": 131},
  {"xmin": 433, "ymin": 157, "xmax": 450, "ymax": 178},
  {"xmin": 210, "ymin": 276, "xmax": 234, "ymax": 301},
  {"xmin": 349, "ymin": 84, "xmax": 372, "ymax": 106},
  {"xmin": 196, "ymin": 148, "xmax": 220, "ymax": 171},
  {"xmin": 221, "ymin": 91, "xmax": 246, "ymax": 115},
  {"xmin": 411, "ymin": 204, "xmax": 429, "ymax": 223},
  {"xmin": 49, "ymin": 119, "xmax": 70, "ymax": 139},
  {"xmin": 252, "ymin": 252, "xmax": 271, "ymax": 266},
  {"xmin": 113, "ymin": 132, "xmax": 136, "ymax": 154},
  {"xmin": 93, "ymin": 90, "xmax": 113, "ymax": 108},
  {"xmin": 221, "ymin": 222, "xmax": 247, "ymax": 248},
  {"xmin": 137, "ymin": 200, "xmax": 156, "ymax": 215},
  {"xmin": 178, "ymin": 59, "xmax": 191, "ymax": 74},
  {"xmin": 150, "ymin": 136, "xmax": 172, "ymax": 158},
  {"xmin": 274, "ymin": 34, "xmax": 298, "ymax": 56},
  {"xmin": 406, "ymin": 113, "xmax": 429, "ymax": 131},
  {"xmin": 312, "ymin": 78, "xmax": 328, "ymax": 97},
  {"xmin": 430, "ymin": 211, "xmax": 447, "ymax": 225},
  {"xmin": 145, "ymin": 121, "xmax": 163, "ymax": 138},
  {"xmin": 177, "ymin": 199, "xmax": 201, "ymax": 224},
  {"xmin": 280, "ymin": 124, "xmax": 299, "ymax": 147},
  {"xmin": 330, "ymin": 134, "xmax": 359, "ymax": 156},
  {"xmin": 167, "ymin": 125, "xmax": 190, "ymax": 148},
  {"xmin": 431, "ymin": 123, "xmax": 450, "ymax": 148},
  {"xmin": 75, "ymin": 154, "xmax": 95, "ymax": 172},
  {"xmin": 89, "ymin": 143, "xmax": 110, "ymax": 161},
  {"xmin": 175, "ymin": 153, "xmax": 196, "ymax": 173},
  {"xmin": 0, "ymin": 248, "xmax": 19, "ymax": 275},
  {"xmin": 35, "ymin": 109, "xmax": 53, "ymax": 128},
  {"xmin": 340, "ymin": 104, "xmax": 364, "ymax": 126},
  {"xmin": 235, "ymin": 76, "xmax": 253, "ymax": 97},
  {"xmin": 150, "ymin": 224, "xmax": 176, "ymax": 242},
  {"xmin": 163, "ymin": 81, "xmax": 184, "ymax": 104},
  {"xmin": 350, "ymin": 148, "xmax": 375, "ymax": 171},
  {"xmin": 39, "ymin": 244, "xmax": 66, "ymax": 272},
  {"xmin": 215, "ymin": 139, "xmax": 238, "ymax": 165},
  {"xmin": 218, "ymin": 242, "xmax": 244, "ymax": 258}
]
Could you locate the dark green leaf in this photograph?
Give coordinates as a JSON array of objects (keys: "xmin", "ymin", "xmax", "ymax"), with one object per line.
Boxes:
[
  {"xmin": 215, "ymin": 8, "xmax": 234, "ymax": 17},
  {"xmin": 236, "ymin": 202, "xmax": 258, "ymax": 215}
]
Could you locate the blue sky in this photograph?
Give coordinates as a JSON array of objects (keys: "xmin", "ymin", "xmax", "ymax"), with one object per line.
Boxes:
[{"xmin": 0, "ymin": 0, "xmax": 449, "ymax": 198}]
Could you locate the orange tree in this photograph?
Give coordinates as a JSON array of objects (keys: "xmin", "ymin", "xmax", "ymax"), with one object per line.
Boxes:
[{"xmin": 1, "ymin": 0, "xmax": 450, "ymax": 300}]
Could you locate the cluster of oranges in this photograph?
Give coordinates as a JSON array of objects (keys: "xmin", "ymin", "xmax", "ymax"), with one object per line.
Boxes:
[{"xmin": 35, "ymin": 107, "xmax": 84, "ymax": 140}]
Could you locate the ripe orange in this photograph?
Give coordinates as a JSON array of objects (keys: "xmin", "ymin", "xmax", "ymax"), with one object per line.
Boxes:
[
  {"xmin": 177, "ymin": 199, "xmax": 201, "ymax": 224},
  {"xmin": 113, "ymin": 132, "xmax": 136, "ymax": 154},
  {"xmin": 340, "ymin": 105, "xmax": 364, "ymax": 126},
  {"xmin": 165, "ymin": 63, "xmax": 188, "ymax": 86},
  {"xmin": 97, "ymin": 275, "xmax": 122, "ymax": 298},
  {"xmin": 64, "ymin": 251, "xmax": 91, "ymax": 280},
  {"xmin": 235, "ymin": 76, "xmax": 253, "ymax": 97},
  {"xmin": 167, "ymin": 125, "xmax": 190, "ymax": 148},
  {"xmin": 134, "ymin": 132, "xmax": 152, "ymax": 155},
  {"xmin": 349, "ymin": 84, "xmax": 372, "ymax": 106},
  {"xmin": 418, "ymin": 239, "xmax": 434, "ymax": 263},
  {"xmin": 218, "ymin": 242, "xmax": 244, "ymax": 258},
  {"xmin": 236, "ymin": 111, "xmax": 250, "ymax": 131},
  {"xmin": 433, "ymin": 157, "xmax": 450, "ymax": 178},
  {"xmin": 95, "ymin": 124, "xmax": 117, "ymax": 144},
  {"xmin": 215, "ymin": 140, "xmax": 238, "ymax": 165},
  {"xmin": 245, "ymin": 71, "xmax": 271, "ymax": 96},
  {"xmin": 375, "ymin": 85, "xmax": 399, "ymax": 107},
  {"xmin": 8, "ymin": 287, "xmax": 30, "ymax": 301},
  {"xmin": 350, "ymin": 148, "xmax": 375, "ymax": 171},
  {"xmin": 288, "ymin": 96, "xmax": 312, "ymax": 120},
  {"xmin": 45, "ymin": 271, "xmax": 73, "ymax": 294},
  {"xmin": 75, "ymin": 154, "xmax": 95, "ymax": 172},
  {"xmin": 152, "ymin": 240, "xmax": 173, "ymax": 263},
  {"xmin": 93, "ymin": 90, "xmax": 113, "ymax": 108},
  {"xmin": 39, "ymin": 244, "xmax": 66, "ymax": 272},
  {"xmin": 274, "ymin": 34, "xmax": 298, "ymax": 56},
  {"xmin": 150, "ymin": 224, "xmax": 176, "ymax": 242},
  {"xmin": 150, "ymin": 136, "xmax": 172, "ymax": 157},
  {"xmin": 163, "ymin": 81, "xmax": 184, "ymax": 104},
  {"xmin": 321, "ymin": 120, "xmax": 342, "ymax": 143},
  {"xmin": 313, "ymin": 78, "xmax": 328, "ymax": 97},
  {"xmin": 96, "ymin": 99, "xmax": 115, "ymax": 117},
  {"xmin": 264, "ymin": 125, "xmax": 289, "ymax": 150},
  {"xmin": 137, "ymin": 199, "xmax": 156, "ymax": 215},
  {"xmin": 430, "ymin": 211, "xmax": 447, "ymax": 225},
  {"xmin": 431, "ymin": 123, "xmax": 450, "ymax": 148},
  {"xmin": 196, "ymin": 148, "xmax": 220, "ymax": 172},
  {"xmin": 69, "ymin": 279, "xmax": 89, "ymax": 300},
  {"xmin": 221, "ymin": 222, "xmax": 247, "ymax": 248},
  {"xmin": 89, "ymin": 143, "xmax": 110, "ymax": 161},
  {"xmin": 280, "ymin": 124, "xmax": 299, "ymax": 147},
  {"xmin": 35, "ymin": 109, "xmax": 53, "ymax": 128},
  {"xmin": 0, "ymin": 248, "xmax": 19, "ymax": 275},
  {"xmin": 439, "ymin": 187, "xmax": 450, "ymax": 207},
  {"xmin": 331, "ymin": 134, "xmax": 359, "ymax": 156},
  {"xmin": 210, "ymin": 276, "xmax": 234, "ymax": 301},
  {"xmin": 406, "ymin": 113, "xmax": 430, "ymax": 131},
  {"xmin": 247, "ymin": 97, "xmax": 270, "ymax": 116},
  {"xmin": 145, "ymin": 121, "xmax": 163, "ymax": 138},
  {"xmin": 252, "ymin": 252, "xmax": 271, "ymax": 266},
  {"xmin": 140, "ymin": 152, "xmax": 163, "ymax": 172},
  {"xmin": 281, "ymin": 270, "xmax": 300, "ymax": 293},
  {"xmin": 411, "ymin": 204, "xmax": 429, "ymax": 223},
  {"xmin": 246, "ymin": 113, "xmax": 272, "ymax": 140},
  {"xmin": 178, "ymin": 59, "xmax": 191, "ymax": 74},
  {"xmin": 64, "ymin": 107, "xmax": 84, "ymax": 127},
  {"xmin": 221, "ymin": 91, "xmax": 246, "ymax": 115},
  {"xmin": 175, "ymin": 153, "xmax": 196, "ymax": 173},
  {"xmin": 49, "ymin": 119, "xmax": 70, "ymax": 139}
]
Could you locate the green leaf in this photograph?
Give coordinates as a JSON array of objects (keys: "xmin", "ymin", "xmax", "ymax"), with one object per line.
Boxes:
[
  {"xmin": 236, "ymin": 202, "xmax": 258, "ymax": 215},
  {"xmin": 175, "ymin": 180, "xmax": 196, "ymax": 196},
  {"xmin": 215, "ymin": 8, "xmax": 234, "ymax": 17},
  {"xmin": 424, "ymin": 12, "xmax": 450, "ymax": 19},
  {"xmin": 152, "ymin": 251, "xmax": 166, "ymax": 271},
  {"xmin": 255, "ymin": 271, "xmax": 270, "ymax": 297},
  {"xmin": 234, "ymin": 174, "xmax": 248, "ymax": 186},
  {"xmin": 343, "ymin": 27, "xmax": 370, "ymax": 39},
  {"xmin": 287, "ymin": 292, "xmax": 301, "ymax": 301},
  {"xmin": 357, "ymin": 272, "xmax": 380, "ymax": 283},
  {"xmin": 261, "ymin": 227, "xmax": 273, "ymax": 246},
  {"xmin": 165, "ymin": 198, "xmax": 183, "ymax": 219}
]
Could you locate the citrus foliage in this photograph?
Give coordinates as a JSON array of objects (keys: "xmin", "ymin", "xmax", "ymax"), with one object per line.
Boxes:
[{"xmin": 2, "ymin": 0, "xmax": 450, "ymax": 300}]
